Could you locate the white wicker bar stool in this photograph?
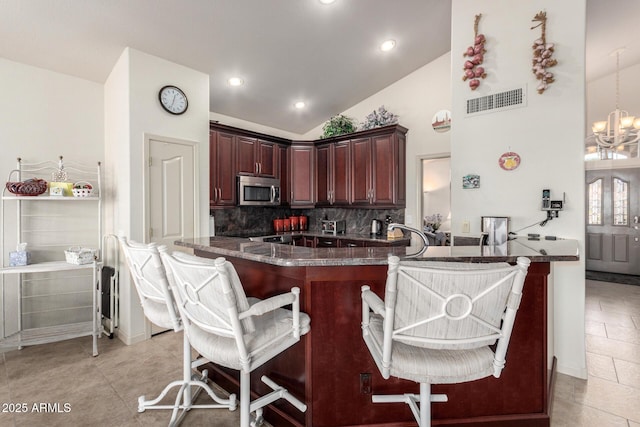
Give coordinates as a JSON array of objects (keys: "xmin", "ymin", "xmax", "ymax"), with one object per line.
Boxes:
[
  {"xmin": 119, "ymin": 237, "xmax": 236, "ymax": 426},
  {"xmin": 159, "ymin": 249, "xmax": 310, "ymax": 427},
  {"xmin": 361, "ymin": 255, "xmax": 530, "ymax": 427}
]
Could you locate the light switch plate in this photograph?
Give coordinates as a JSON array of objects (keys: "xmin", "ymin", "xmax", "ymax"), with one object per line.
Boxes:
[{"xmin": 462, "ymin": 221, "xmax": 470, "ymax": 233}]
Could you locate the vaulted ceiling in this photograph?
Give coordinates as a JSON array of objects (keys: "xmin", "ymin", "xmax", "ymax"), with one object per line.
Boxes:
[{"xmin": 0, "ymin": 0, "xmax": 637, "ymax": 134}]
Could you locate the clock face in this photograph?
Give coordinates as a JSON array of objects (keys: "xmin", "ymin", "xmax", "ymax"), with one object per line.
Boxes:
[{"xmin": 159, "ymin": 85, "xmax": 188, "ymax": 115}]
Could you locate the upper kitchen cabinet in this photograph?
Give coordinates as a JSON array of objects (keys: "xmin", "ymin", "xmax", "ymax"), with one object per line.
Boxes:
[
  {"xmin": 209, "ymin": 122, "xmax": 406, "ymax": 210},
  {"xmin": 316, "ymin": 141, "xmax": 350, "ymax": 207},
  {"xmin": 350, "ymin": 125, "xmax": 407, "ymax": 208},
  {"xmin": 236, "ymin": 136, "xmax": 278, "ymax": 178},
  {"xmin": 288, "ymin": 143, "xmax": 315, "ymax": 208},
  {"xmin": 210, "ymin": 129, "xmax": 237, "ymax": 208}
]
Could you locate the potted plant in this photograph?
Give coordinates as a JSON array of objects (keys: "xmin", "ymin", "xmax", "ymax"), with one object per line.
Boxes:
[
  {"xmin": 321, "ymin": 114, "xmax": 357, "ymax": 139},
  {"xmin": 360, "ymin": 105, "xmax": 399, "ymax": 130}
]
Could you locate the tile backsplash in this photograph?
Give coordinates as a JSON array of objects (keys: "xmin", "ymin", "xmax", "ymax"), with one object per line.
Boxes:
[{"xmin": 213, "ymin": 207, "xmax": 405, "ymax": 236}]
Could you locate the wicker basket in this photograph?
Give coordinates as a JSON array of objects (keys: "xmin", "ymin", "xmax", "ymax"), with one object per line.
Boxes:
[
  {"xmin": 64, "ymin": 247, "xmax": 96, "ymax": 265},
  {"xmin": 6, "ymin": 178, "xmax": 48, "ymax": 196}
]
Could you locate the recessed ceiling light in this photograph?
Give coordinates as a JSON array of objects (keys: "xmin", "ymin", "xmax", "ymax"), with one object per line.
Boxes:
[
  {"xmin": 380, "ymin": 39, "xmax": 396, "ymax": 52},
  {"xmin": 294, "ymin": 101, "xmax": 306, "ymax": 109},
  {"xmin": 319, "ymin": 0, "xmax": 336, "ymax": 4},
  {"xmin": 228, "ymin": 77, "xmax": 244, "ymax": 86}
]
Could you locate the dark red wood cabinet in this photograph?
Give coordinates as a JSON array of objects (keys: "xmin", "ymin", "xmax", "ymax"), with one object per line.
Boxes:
[
  {"xmin": 288, "ymin": 143, "xmax": 315, "ymax": 208},
  {"xmin": 316, "ymin": 141, "xmax": 351, "ymax": 207},
  {"xmin": 351, "ymin": 127, "xmax": 406, "ymax": 208},
  {"xmin": 236, "ymin": 136, "xmax": 278, "ymax": 178},
  {"xmin": 209, "ymin": 130, "xmax": 237, "ymax": 208},
  {"xmin": 210, "ymin": 122, "xmax": 407, "ymax": 210}
]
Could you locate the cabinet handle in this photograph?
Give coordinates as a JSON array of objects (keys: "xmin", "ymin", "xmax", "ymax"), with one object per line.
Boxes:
[
  {"xmin": 346, "ymin": 243, "xmax": 358, "ymax": 247},
  {"xmin": 259, "ymin": 162, "xmax": 262, "ymax": 175}
]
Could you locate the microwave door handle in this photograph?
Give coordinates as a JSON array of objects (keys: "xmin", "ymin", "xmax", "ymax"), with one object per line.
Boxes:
[{"xmin": 271, "ymin": 185, "xmax": 276, "ymax": 203}]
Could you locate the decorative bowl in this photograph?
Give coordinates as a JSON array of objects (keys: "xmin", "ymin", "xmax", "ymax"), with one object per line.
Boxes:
[
  {"xmin": 6, "ymin": 178, "xmax": 48, "ymax": 196},
  {"xmin": 72, "ymin": 181, "xmax": 93, "ymax": 197}
]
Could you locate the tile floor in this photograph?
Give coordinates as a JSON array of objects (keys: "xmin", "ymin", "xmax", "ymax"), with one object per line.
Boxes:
[
  {"xmin": 550, "ymin": 279, "xmax": 640, "ymax": 427},
  {"xmin": 0, "ymin": 279, "xmax": 638, "ymax": 426}
]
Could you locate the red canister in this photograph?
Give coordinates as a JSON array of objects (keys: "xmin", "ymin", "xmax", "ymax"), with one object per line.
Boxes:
[
  {"xmin": 273, "ymin": 218, "xmax": 284, "ymax": 232},
  {"xmin": 290, "ymin": 216, "xmax": 299, "ymax": 231},
  {"xmin": 299, "ymin": 215, "xmax": 308, "ymax": 230},
  {"xmin": 283, "ymin": 218, "xmax": 290, "ymax": 231}
]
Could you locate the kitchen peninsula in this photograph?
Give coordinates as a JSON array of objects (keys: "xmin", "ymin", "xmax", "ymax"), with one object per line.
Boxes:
[{"xmin": 177, "ymin": 236, "xmax": 579, "ymax": 427}]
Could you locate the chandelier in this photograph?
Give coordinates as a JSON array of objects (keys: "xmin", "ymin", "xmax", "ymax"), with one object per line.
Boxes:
[{"xmin": 589, "ymin": 48, "xmax": 640, "ymax": 150}]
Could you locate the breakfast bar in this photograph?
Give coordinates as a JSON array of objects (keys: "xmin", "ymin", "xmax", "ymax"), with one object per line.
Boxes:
[{"xmin": 176, "ymin": 236, "xmax": 579, "ymax": 427}]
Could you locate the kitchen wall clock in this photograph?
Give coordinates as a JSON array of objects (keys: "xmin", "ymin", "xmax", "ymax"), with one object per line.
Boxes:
[
  {"xmin": 498, "ymin": 151, "xmax": 521, "ymax": 170},
  {"xmin": 158, "ymin": 85, "xmax": 188, "ymax": 115}
]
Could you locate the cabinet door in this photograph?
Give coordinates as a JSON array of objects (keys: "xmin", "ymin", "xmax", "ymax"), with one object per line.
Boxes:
[
  {"xmin": 209, "ymin": 130, "xmax": 217, "ymax": 207},
  {"xmin": 210, "ymin": 131, "xmax": 237, "ymax": 208},
  {"xmin": 371, "ymin": 134, "xmax": 396, "ymax": 206},
  {"xmin": 257, "ymin": 140, "xmax": 277, "ymax": 177},
  {"xmin": 236, "ymin": 136, "xmax": 258, "ymax": 176},
  {"xmin": 332, "ymin": 141, "xmax": 351, "ymax": 206},
  {"xmin": 278, "ymin": 145, "xmax": 289, "ymax": 205},
  {"xmin": 316, "ymin": 144, "xmax": 331, "ymax": 206},
  {"xmin": 395, "ymin": 131, "xmax": 406, "ymax": 207},
  {"xmin": 289, "ymin": 145, "xmax": 315, "ymax": 207},
  {"xmin": 351, "ymin": 137, "xmax": 372, "ymax": 206}
]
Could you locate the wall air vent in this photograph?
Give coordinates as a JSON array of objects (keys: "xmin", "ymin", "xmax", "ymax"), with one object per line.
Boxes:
[{"xmin": 466, "ymin": 85, "xmax": 527, "ymax": 116}]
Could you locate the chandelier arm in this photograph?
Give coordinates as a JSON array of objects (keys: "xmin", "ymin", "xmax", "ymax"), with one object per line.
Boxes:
[{"xmin": 588, "ymin": 48, "xmax": 638, "ymax": 154}]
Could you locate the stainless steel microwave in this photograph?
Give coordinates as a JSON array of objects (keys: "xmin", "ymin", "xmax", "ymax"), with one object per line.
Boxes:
[{"xmin": 237, "ymin": 175, "xmax": 281, "ymax": 206}]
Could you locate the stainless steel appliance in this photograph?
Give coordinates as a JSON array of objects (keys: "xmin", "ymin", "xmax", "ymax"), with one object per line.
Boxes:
[
  {"xmin": 321, "ymin": 220, "xmax": 346, "ymax": 234},
  {"xmin": 481, "ymin": 216, "xmax": 509, "ymax": 245},
  {"xmin": 237, "ymin": 175, "xmax": 280, "ymax": 206},
  {"xmin": 370, "ymin": 219, "xmax": 383, "ymax": 235}
]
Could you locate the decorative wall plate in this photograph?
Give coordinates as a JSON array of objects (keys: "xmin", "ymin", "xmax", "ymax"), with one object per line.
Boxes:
[
  {"xmin": 499, "ymin": 152, "xmax": 521, "ymax": 170},
  {"xmin": 431, "ymin": 110, "xmax": 452, "ymax": 133}
]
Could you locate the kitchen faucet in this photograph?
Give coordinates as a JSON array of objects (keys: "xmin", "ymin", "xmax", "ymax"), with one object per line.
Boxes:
[{"xmin": 388, "ymin": 223, "xmax": 429, "ymax": 258}]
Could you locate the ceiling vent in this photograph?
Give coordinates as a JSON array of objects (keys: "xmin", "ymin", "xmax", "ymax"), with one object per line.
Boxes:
[{"xmin": 465, "ymin": 85, "xmax": 527, "ymax": 116}]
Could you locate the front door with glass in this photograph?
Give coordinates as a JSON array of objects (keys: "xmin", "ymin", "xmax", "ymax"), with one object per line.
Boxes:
[{"xmin": 586, "ymin": 167, "xmax": 640, "ymax": 275}]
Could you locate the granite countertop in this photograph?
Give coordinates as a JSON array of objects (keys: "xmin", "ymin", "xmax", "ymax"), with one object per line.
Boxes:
[{"xmin": 176, "ymin": 236, "xmax": 580, "ymax": 267}]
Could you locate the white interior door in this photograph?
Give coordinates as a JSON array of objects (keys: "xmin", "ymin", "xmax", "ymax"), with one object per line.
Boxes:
[
  {"xmin": 146, "ymin": 137, "xmax": 196, "ymax": 334},
  {"xmin": 148, "ymin": 138, "xmax": 196, "ymax": 250}
]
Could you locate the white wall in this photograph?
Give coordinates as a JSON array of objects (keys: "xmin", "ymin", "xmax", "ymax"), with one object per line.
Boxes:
[
  {"xmin": 105, "ymin": 48, "xmax": 210, "ymax": 344},
  {"xmin": 451, "ymin": 0, "xmax": 586, "ymax": 378},
  {"xmin": 301, "ymin": 52, "xmax": 453, "ymax": 228},
  {"xmin": 0, "ymin": 58, "xmax": 104, "ymax": 170}
]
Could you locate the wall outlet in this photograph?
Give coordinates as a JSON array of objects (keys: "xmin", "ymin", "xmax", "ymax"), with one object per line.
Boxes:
[{"xmin": 462, "ymin": 220, "xmax": 470, "ymax": 233}]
